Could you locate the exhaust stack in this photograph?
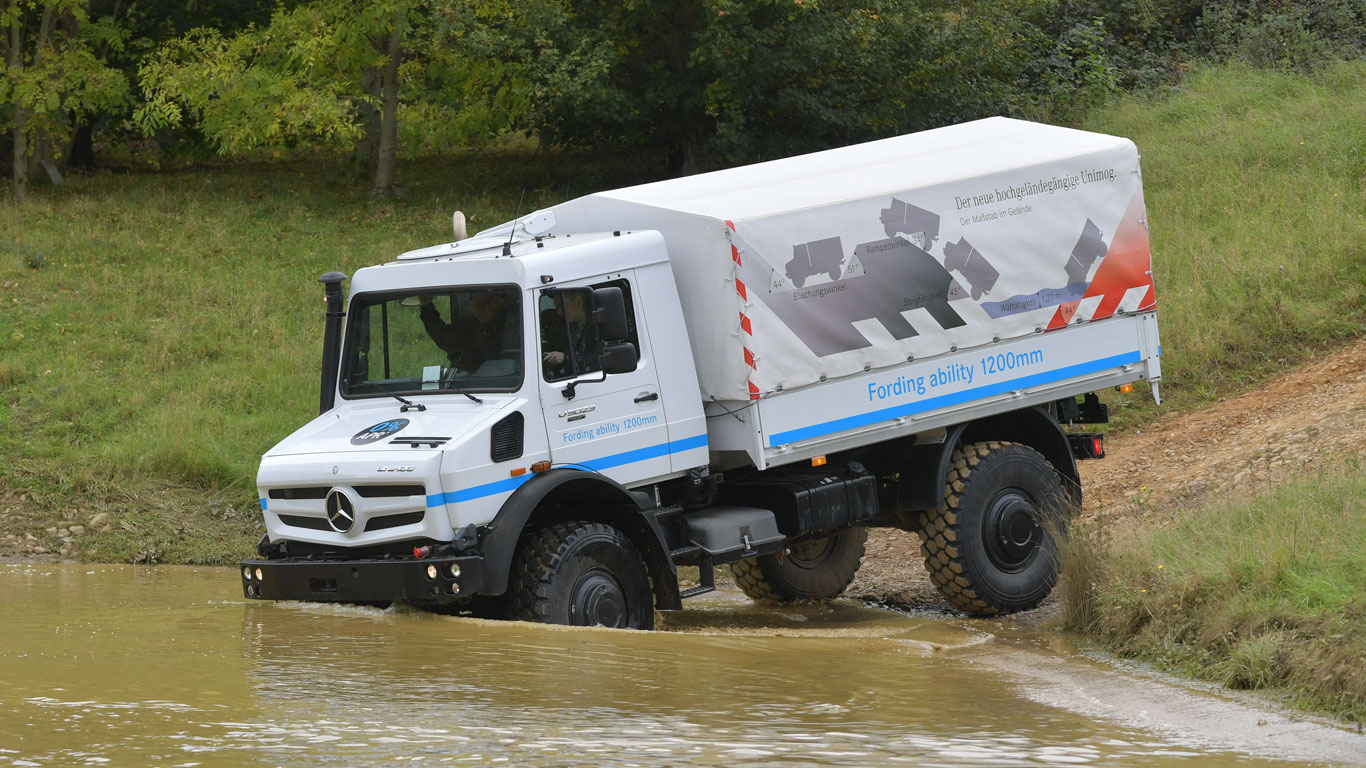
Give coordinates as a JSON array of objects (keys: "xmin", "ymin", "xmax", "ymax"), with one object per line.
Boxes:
[{"xmin": 318, "ymin": 271, "xmax": 348, "ymax": 414}]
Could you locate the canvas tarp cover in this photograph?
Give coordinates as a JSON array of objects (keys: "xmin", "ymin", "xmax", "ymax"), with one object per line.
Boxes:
[{"xmin": 529, "ymin": 117, "xmax": 1157, "ymax": 403}]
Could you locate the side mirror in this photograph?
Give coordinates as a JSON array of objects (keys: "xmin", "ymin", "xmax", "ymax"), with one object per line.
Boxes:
[
  {"xmin": 592, "ymin": 286, "xmax": 629, "ymax": 341},
  {"xmin": 600, "ymin": 342, "xmax": 637, "ymax": 374}
]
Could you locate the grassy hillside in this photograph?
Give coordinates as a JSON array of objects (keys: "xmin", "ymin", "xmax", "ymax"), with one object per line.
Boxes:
[
  {"xmin": 1059, "ymin": 461, "xmax": 1366, "ymax": 722},
  {"xmin": 0, "ymin": 151, "xmax": 655, "ymax": 562},
  {"xmin": 1082, "ymin": 62, "xmax": 1366, "ymax": 424},
  {"xmin": 2, "ymin": 61, "xmax": 1364, "ymax": 563}
]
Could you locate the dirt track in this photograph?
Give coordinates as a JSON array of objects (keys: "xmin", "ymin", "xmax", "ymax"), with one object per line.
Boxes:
[{"xmin": 849, "ymin": 337, "xmax": 1366, "ymax": 613}]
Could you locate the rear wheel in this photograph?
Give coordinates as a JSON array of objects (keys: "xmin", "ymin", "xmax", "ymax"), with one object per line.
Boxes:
[
  {"xmin": 918, "ymin": 441, "xmax": 1068, "ymax": 615},
  {"xmin": 505, "ymin": 521, "xmax": 655, "ymax": 629},
  {"xmin": 731, "ymin": 527, "xmax": 867, "ymax": 602}
]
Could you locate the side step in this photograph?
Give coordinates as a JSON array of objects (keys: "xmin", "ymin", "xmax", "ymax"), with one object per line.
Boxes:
[{"xmin": 679, "ymin": 552, "xmax": 716, "ymax": 600}]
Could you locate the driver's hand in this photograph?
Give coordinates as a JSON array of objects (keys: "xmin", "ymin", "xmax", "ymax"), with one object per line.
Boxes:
[{"xmin": 542, "ymin": 351, "xmax": 565, "ymax": 366}]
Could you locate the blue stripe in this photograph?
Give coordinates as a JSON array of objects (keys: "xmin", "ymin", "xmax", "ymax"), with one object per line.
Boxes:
[
  {"xmin": 260, "ymin": 498, "xmax": 267, "ymax": 511},
  {"xmin": 767, "ymin": 351, "xmax": 1143, "ymax": 447},
  {"xmin": 428, "ymin": 434, "xmax": 709, "ymax": 505},
  {"xmin": 439, "ymin": 475, "xmax": 533, "ymax": 504}
]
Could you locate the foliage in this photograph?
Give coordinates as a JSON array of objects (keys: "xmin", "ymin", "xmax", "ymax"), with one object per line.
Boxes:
[
  {"xmin": 1, "ymin": 0, "xmax": 130, "ymax": 199},
  {"xmin": 133, "ymin": 0, "xmax": 518, "ymax": 192},
  {"xmin": 1200, "ymin": 0, "xmax": 1366, "ymax": 73},
  {"xmin": 483, "ymin": 0, "xmax": 1035, "ymax": 171},
  {"xmin": 133, "ymin": 1, "xmax": 401, "ymax": 155}
]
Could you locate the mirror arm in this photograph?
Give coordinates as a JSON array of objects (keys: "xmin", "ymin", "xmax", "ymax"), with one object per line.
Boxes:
[{"xmin": 562, "ymin": 371, "xmax": 608, "ymax": 401}]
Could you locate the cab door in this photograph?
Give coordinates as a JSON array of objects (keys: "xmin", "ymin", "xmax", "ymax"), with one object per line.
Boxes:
[{"xmin": 537, "ymin": 273, "xmax": 672, "ymax": 486}]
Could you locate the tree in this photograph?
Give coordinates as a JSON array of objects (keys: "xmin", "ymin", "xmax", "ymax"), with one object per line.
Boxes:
[
  {"xmin": 1, "ymin": 0, "xmax": 128, "ymax": 203},
  {"xmin": 483, "ymin": 0, "xmax": 1034, "ymax": 173},
  {"xmin": 136, "ymin": 0, "xmax": 514, "ymax": 196}
]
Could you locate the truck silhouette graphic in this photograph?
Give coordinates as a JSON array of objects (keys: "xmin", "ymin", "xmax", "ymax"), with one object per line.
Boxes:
[
  {"xmin": 880, "ymin": 198, "xmax": 940, "ymax": 249},
  {"xmin": 785, "ymin": 237, "xmax": 845, "ymax": 288},
  {"xmin": 942, "ymin": 237, "xmax": 1000, "ymax": 300},
  {"xmin": 1065, "ymin": 219, "xmax": 1108, "ymax": 284}
]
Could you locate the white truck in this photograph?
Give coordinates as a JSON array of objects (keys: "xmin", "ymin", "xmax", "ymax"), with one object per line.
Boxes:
[{"xmin": 240, "ymin": 117, "xmax": 1161, "ymax": 628}]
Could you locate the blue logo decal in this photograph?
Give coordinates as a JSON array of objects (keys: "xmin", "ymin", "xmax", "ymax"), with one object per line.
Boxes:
[{"xmin": 351, "ymin": 418, "xmax": 410, "ymax": 446}]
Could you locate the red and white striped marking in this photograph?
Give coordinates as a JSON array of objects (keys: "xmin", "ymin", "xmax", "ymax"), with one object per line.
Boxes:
[{"xmin": 726, "ymin": 219, "xmax": 760, "ymax": 400}]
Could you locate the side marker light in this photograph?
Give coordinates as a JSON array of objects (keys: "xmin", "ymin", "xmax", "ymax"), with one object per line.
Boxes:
[
  {"xmin": 531, "ymin": 461, "xmax": 552, "ymax": 473},
  {"xmin": 811, "ymin": 455, "xmax": 827, "ymax": 467},
  {"xmin": 1119, "ymin": 383, "xmax": 1135, "ymax": 393}
]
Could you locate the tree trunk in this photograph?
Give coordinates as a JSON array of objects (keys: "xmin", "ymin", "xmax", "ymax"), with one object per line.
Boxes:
[
  {"xmin": 67, "ymin": 120, "xmax": 96, "ymax": 170},
  {"xmin": 9, "ymin": 9, "xmax": 25, "ymax": 204},
  {"xmin": 354, "ymin": 67, "xmax": 381, "ymax": 178},
  {"xmin": 371, "ymin": 14, "xmax": 403, "ymax": 198}
]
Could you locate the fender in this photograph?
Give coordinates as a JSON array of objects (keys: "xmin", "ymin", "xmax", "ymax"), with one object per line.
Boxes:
[
  {"xmin": 479, "ymin": 469, "xmax": 682, "ymax": 609},
  {"xmin": 897, "ymin": 406, "xmax": 1080, "ymax": 513}
]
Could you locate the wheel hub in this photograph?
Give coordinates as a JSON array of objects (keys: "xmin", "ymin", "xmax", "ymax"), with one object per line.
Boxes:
[
  {"xmin": 983, "ymin": 490, "xmax": 1041, "ymax": 573},
  {"xmin": 786, "ymin": 536, "xmax": 836, "ymax": 569},
  {"xmin": 570, "ymin": 568, "xmax": 628, "ymax": 627}
]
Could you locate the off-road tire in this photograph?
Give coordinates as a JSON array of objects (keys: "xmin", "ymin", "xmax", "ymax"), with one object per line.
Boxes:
[
  {"xmin": 918, "ymin": 441, "xmax": 1067, "ymax": 616},
  {"xmin": 504, "ymin": 521, "xmax": 655, "ymax": 629},
  {"xmin": 731, "ymin": 526, "xmax": 868, "ymax": 603}
]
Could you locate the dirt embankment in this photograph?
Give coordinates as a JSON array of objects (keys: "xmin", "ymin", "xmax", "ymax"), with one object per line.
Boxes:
[{"xmin": 849, "ymin": 337, "xmax": 1366, "ymax": 613}]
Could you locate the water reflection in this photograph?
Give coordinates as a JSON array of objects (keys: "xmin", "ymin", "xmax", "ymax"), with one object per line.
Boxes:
[{"xmin": 0, "ymin": 565, "xmax": 1327, "ymax": 767}]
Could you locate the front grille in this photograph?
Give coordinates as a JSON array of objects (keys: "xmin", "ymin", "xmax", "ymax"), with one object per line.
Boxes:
[
  {"xmin": 354, "ymin": 484, "xmax": 425, "ymax": 498},
  {"xmin": 364, "ymin": 511, "xmax": 426, "ymax": 531},
  {"xmin": 491, "ymin": 411, "xmax": 524, "ymax": 462},
  {"xmin": 269, "ymin": 487, "xmax": 329, "ymax": 500},
  {"xmin": 278, "ymin": 514, "xmax": 332, "ymax": 531}
]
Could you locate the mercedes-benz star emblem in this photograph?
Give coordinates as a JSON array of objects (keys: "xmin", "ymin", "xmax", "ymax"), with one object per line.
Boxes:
[{"xmin": 325, "ymin": 489, "xmax": 356, "ymax": 533}]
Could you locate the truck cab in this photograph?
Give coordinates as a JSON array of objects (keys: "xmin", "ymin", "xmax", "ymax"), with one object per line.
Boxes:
[{"xmin": 248, "ymin": 228, "xmax": 714, "ymax": 616}]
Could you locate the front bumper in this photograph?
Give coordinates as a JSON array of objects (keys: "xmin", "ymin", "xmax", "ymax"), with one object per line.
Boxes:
[{"xmin": 239, "ymin": 554, "xmax": 485, "ymax": 604}]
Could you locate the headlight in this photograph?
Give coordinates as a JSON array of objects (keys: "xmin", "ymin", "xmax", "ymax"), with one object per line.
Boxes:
[
  {"xmin": 426, "ymin": 564, "xmax": 438, "ymax": 580},
  {"xmin": 448, "ymin": 563, "xmax": 461, "ymax": 579}
]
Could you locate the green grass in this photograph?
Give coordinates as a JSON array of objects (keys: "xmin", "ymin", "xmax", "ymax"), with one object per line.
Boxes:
[
  {"xmin": 1, "ymin": 60, "xmax": 1364, "ymax": 564},
  {"xmin": 1058, "ymin": 459, "xmax": 1366, "ymax": 723},
  {"xmin": 1082, "ymin": 61, "xmax": 1366, "ymax": 426}
]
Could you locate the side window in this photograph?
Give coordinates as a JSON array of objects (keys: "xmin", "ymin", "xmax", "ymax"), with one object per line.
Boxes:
[{"xmin": 539, "ymin": 279, "xmax": 640, "ymax": 383}]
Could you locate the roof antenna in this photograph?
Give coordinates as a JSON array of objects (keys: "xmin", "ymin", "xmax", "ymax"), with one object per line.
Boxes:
[{"xmin": 503, "ymin": 187, "xmax": 527, "ymax": 257}]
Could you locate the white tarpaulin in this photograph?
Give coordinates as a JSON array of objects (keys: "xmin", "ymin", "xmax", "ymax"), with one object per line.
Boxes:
[{"xmin": 517, "ymin": 117, "xmax": 1157, "ymax": 403}]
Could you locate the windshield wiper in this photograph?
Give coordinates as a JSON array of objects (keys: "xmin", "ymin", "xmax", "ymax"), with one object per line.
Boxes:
[
  {"xmin": 355, "ymin": 382, "xmax": 426, "ymax": 412},
  {"xmin": 438, "ymin": 371, "xmax": 483, "ymax": 404}
]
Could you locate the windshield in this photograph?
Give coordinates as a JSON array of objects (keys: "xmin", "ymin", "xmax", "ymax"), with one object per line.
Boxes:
[{"xmin": 340, "ymin": 286, "xmax": 523, "ymax": 398}]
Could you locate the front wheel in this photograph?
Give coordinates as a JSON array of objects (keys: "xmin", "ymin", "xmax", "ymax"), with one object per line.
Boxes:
[
  {"xmin": 918, "ymin": 441, "xmax": 1068, "ymax": 615},
  {"xmin": 731, "ymin": 527, "xmax": 867, "ymax": 603},
  {"xmin": 505, "ymin": 521, "xmax": 655, "ymax": 629}
]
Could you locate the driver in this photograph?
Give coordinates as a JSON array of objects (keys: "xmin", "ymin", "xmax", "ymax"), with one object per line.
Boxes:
[{"xmin": 418, "ymin": 290, "xmax": 512, "ymax": 371}]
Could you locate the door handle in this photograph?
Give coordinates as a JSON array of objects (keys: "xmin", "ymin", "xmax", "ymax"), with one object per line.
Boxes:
[{"xmin": 634, "ymin": 391, "xmax": 659, "ymax": 403}]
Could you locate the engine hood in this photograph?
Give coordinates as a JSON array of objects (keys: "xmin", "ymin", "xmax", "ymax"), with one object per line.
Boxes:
[{"xmin": 264, "ymin": 397, "xmax": 522, "ymax": 457}]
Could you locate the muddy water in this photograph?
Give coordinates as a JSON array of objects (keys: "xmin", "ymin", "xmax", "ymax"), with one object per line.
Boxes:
[{"xmin": 1, "ymin": 565, "xmax": 1360, "ymax": 767}]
